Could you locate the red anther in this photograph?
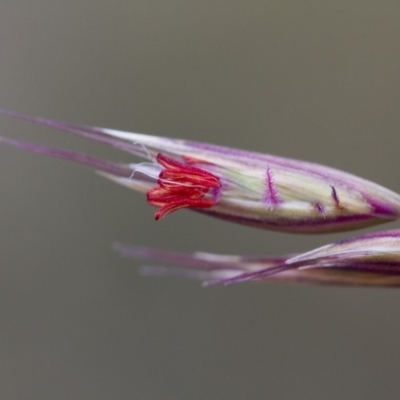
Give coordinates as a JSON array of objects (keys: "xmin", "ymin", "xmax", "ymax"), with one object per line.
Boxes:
[{"xmin": 147, "ymin": 153, "xmax": 221, "ymax": 220}]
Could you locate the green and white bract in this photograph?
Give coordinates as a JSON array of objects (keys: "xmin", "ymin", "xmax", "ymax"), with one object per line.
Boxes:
[{"xmin": 2, "ymin": 108, "xmax": 400, "ymax": 234}]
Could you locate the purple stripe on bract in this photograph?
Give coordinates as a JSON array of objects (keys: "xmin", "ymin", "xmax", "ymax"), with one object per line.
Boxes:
[
  {"xmin": 186, "ymin": 140, "xmax": 358, "ymax": 182},
  {"xmin": 327, "ymin": 261, "xmax": 400, "ymax": 275},
  {"xmin": 314, "ymin": 203, "xmax": 325, "ymax": 215},
  {"xmin": 366, "ymin": 198, "xmax": 400, "ymax": 218},
  {"xmin": 198, "ymin": 209, "xmax": 379, "ymax": 233},
  {"xmin": 335, "ymin": 229, "xmax": 400, "ymax": 245},
  {"xmin": 330, "ymin": 186, "xmax": 340, "ymax": 207},
  {"xmin": 264, "ymin": 167, "xmax": 281, "ymax": 206},
  {"xmin": 206, "ymin": 259, "xmax": 400, "ymax": 286},
  {"xmin": 204, "ymin": 262, "xmax": 296, "ymax": 286}
]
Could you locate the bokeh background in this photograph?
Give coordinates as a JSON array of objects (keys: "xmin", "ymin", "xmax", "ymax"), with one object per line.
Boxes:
[{"xmin": 1, "ymin": 2, "xmax": 400, "ymax": 399}]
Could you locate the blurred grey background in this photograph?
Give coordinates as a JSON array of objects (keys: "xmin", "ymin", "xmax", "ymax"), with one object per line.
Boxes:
[{"xmin": 0, "ymin": 1, "xmax": 400, "ymax": 399}]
